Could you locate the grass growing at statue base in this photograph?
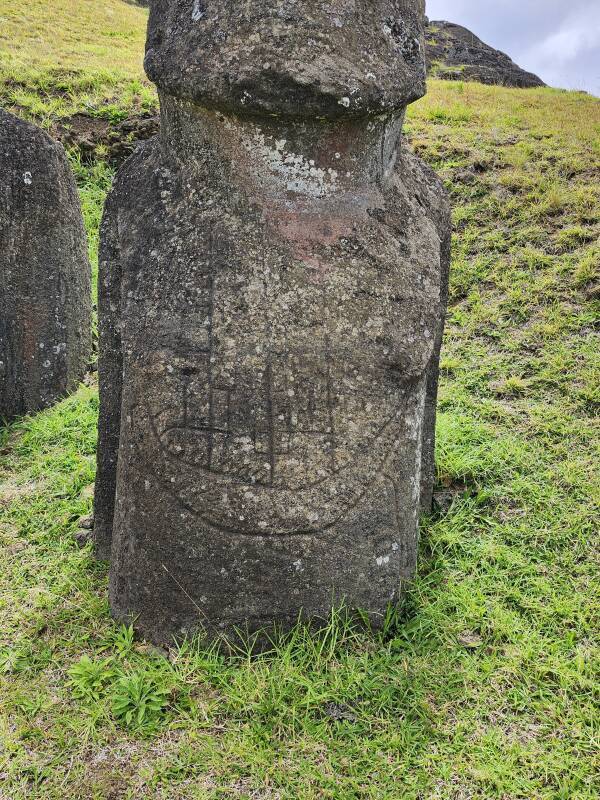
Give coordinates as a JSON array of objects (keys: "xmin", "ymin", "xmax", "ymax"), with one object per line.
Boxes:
[
  {"xmin": 1, "ymin": 398, "xmax": 597, "ymax": 798},
  {"xmin": 1, "ymin": 65, "xmax": 599, "ymax": 800}
]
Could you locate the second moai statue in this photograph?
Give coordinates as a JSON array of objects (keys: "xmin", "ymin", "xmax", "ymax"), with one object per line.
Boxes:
[
  {"xmin": 0, "ymin": 110, "xmax": 91, "ymax": 421},
  {"xmin": 95, "ymin": 0, "xmax": 450, "ymax": 643}
]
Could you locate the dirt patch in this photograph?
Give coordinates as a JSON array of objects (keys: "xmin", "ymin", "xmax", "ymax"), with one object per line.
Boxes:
[
  {"xmin": 51, "ymin": 111, "xmax": 159, "ymax": 165},
  {"xmin": 0, "ymin": 478, "xmax": 47, "ymax": 505}
]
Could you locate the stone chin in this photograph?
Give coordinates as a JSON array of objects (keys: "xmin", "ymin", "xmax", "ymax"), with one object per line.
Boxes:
[{"xmin": 144, "ymin": 0, "xmax": 427, "ymax": 119}]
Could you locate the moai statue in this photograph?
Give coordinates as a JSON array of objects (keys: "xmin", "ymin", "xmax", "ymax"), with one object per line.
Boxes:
[
  {"xmin": 95, "ymin": 0, "xmax": 450, "ymax": 643},
  {"xmin": 0, "ymin": 110, "xmax": 91, "ymax": 421}
]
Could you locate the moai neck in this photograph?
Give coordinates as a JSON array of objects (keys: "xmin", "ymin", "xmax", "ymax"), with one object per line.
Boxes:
[{"xmin": 159, "ymin": 93, "xmax": 406, "ymax": 204}]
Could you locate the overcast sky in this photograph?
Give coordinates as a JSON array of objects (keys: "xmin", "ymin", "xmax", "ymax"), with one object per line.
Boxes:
[{"xmin": 426, "ymin": 0, "xmax": 600, "ymax": 94}]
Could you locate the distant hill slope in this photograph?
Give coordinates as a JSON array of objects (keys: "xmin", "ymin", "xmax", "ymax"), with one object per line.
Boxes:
[{"xmin": 425, "ymin": 20, "xmax": 546, "ymax": 88}]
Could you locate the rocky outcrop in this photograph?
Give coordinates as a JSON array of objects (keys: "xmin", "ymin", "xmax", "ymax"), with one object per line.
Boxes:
[{"xmin": 425, "ymin": 20, "xmax": 545, "ymax": 88}]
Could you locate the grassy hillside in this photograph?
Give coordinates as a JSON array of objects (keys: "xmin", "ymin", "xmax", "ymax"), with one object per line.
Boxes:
[
  {"xmin": 0, "ymin": 0, "xmax": 151, "ymax": 122},
  {"xmin": 1, "ymin": 2, "xmax": 599, "ymax": 798}
]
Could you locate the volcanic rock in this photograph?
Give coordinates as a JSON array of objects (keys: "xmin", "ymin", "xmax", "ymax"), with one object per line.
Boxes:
[{"xmin": 425, "ymin": 20, "xmax": 545, "ymax": 88}]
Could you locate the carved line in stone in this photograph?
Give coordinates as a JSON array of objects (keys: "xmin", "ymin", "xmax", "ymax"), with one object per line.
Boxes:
[
  {"xmin": 138, "ymin": 402, "xmax": 403, "ymax": 537},
  {"xmin": 152, "ymin": 470, "xmax": 389, "ymax": 538},
  {"xmin": 383, "ymin": 472, "xmax": 415, "ymax": 574},
  {"xmin": 383, "ymin": 472, "xmax": 405, "ymax": 562},
  {"xmin": 146, "ymin": 394, "xmax": 398, "ymax": 490}
]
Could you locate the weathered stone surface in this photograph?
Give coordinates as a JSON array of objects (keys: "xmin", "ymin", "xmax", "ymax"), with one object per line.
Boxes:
[
  {"xmin": 425, "ymin": 20, "xmax": 546, "ymax": 88},
  {"xmin": 95, "ymin": 0, "xmax": 450, "ymax": 643},
  {"xmin": 145, "ymin": 0, "xmax": 428, "ymax": 117},
  {"xmin": 0, "ymin": 110, "xmax": 91, "ymax": 421}
]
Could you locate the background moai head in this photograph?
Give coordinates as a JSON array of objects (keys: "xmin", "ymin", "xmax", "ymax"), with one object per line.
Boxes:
[
  {"xmin": 145, "ymin": 0, "xmax": 427, "ymax": 118},
  {"xmin": 0, "ymin": 110, "xmax": 91, "ymax": 421}
]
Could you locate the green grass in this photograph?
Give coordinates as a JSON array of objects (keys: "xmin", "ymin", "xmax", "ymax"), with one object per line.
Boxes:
[
  {"xmin": 0, "ymin": 0, "xmax": 153, "ymax": 125},
  {"xmin": 1, "ymin": 5, "xmax": 599, "ymax": 798},
  {"xmin": 69, "ymin": 156, "xmax": 115, "ymax": 299}
]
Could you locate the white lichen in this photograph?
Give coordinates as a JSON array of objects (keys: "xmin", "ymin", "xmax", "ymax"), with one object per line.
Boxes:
[{"xmin": 191, "ymin": 0, "xmax": 205, "ymax": 22}]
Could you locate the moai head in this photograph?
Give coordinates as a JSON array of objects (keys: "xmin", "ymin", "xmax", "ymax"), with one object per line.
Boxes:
[{"xmin": 145, "ymin": 0, "xmax": 427, "ymax": 117}]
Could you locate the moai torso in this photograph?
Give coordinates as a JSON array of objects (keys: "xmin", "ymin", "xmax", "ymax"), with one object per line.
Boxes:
[
  {"xmin": 0, "ymin": 110, "xmax": 91, "ymax": 420},
  {"xmin": 95, "ymin": 0, "xmax": 450, "ymax": 643}
]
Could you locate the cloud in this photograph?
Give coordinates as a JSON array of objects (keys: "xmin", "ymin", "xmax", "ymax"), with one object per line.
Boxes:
[
  {"xmin": 425, "ymin": 0, "xmax": 600, "ymax": 93},
  {"xmin": 525, "ymin": 6, "xmax": 600, "ymax": 65}
]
